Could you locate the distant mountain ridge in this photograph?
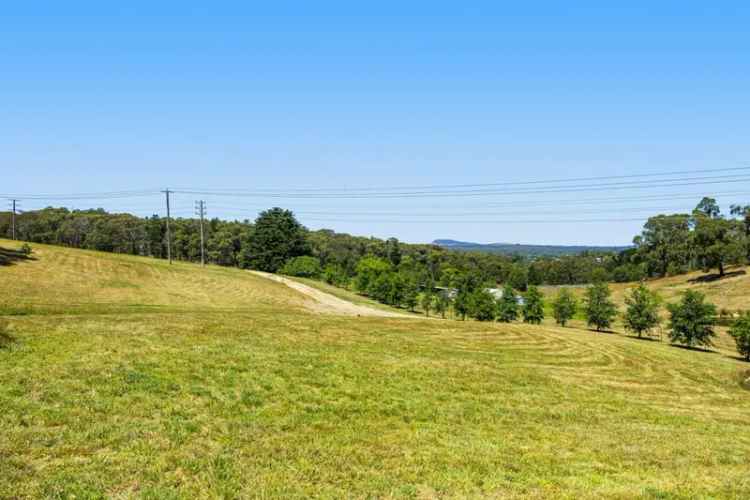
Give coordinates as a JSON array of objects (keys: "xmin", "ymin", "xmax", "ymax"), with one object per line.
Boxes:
[{"xmin": 432, "ymin": 239, "xmax": 631, "ymax": 257}]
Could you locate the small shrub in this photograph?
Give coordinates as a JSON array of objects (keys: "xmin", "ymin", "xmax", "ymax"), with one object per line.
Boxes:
[
  {"xmin": 20, "ymin": 243, "xmax": 32, "ymax": 255},
  {"xmin": 322, "ymin": 264, "xmax": 348, "ymax": 287},
  {"xmin": 280, "ymin": 256, "xmax": 321, "ymax": 278}
]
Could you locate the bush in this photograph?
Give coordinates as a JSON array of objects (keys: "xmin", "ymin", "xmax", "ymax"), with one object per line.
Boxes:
[
  {"xmin": 667, "ymin": 290, "xmax": 717, "ymax": 348},
  {"xmin": 20, "ymin": 243, "xmax": 32, "ymax": 255},
  {"xmin": 280, "ymin": 256, "xmax": 322, "ymax": 278},
  {"xmin": 322, "ymin": 264, "xmax": 348, "ymax": 287},
  {"xmin": 729, "ymin": 311, "xmax": 750, "ymax": 361}
]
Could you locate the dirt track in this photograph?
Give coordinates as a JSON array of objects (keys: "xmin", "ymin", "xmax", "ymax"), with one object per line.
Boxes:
[{"xmin": 248, "ymin": 271, "xmax": 415, "ymax": 318}]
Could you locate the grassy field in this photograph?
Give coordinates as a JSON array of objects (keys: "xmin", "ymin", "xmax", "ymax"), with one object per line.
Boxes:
[{"xmin": 2, "ymin": 240, "xmax": 750, "ymax": 498}]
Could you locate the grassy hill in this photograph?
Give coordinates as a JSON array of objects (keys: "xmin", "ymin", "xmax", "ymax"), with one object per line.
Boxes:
[{"xmin": 1, "ymin": 240, "xmax": 749, "ymax": 498}]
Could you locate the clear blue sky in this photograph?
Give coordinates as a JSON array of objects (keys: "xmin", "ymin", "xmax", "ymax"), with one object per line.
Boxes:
[{"xmin": 3, "ymin": 2, "xmax": 749, "ymax": 245}]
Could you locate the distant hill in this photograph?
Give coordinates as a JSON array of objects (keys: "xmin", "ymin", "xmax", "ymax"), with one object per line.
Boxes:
[{"xmin": 432, "ymin": 239, "xmax": 631, "ymax": 257}]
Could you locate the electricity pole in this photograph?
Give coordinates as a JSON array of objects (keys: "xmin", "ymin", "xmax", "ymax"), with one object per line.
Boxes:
[
  {"xmin": 9, "ymin": 199, "xmax": 18, "ymax": 240},
  {"xmin": 195, "ymin": 200, "xmax": 206, "ymax": 266},
  {"xmin": 162, "ymin": 189, "xmax": 172, "ymax": 264}
]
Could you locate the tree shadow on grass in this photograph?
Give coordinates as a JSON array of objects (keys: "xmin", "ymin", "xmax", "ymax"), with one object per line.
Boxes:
[
  {"xmin": 688, "ymin": 269, "xmax": 746, "ymax": 283},
  {"xmin": 587, "ymin": 328, "xmax": 617, "ymax": 334},
  {"xmin": 670, "ymin": 344, "xmax": 718, "ymax": 355},
  {"xmin": 0, "ymin": 246, "xmax": 36, "ymax": 266},
  {"xmin": 625, "ymin": 334, "xmax": 661, "ymax": 342}
]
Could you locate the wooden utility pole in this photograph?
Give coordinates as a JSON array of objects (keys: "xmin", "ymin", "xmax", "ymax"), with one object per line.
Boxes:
[
  {"xmin": 162, "ymin": 189, "xmax": 172, "ymax": 264},
  {"xmin": 10, "ymin": 199, "xmax": 17, "ymax": 240},
  {"xmin": 195, "ymin": 200, "xmax": 206, "ymax": 266}
]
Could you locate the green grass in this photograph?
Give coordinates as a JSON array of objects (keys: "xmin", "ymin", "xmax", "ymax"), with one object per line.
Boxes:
[{"xmin": 2, "ymin": 240, "xmax": 750, "ymax": 498}]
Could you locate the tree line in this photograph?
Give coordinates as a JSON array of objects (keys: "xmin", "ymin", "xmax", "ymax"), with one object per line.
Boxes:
[
  {"xmin": 2, "ymin": 196, "xmax": 750, "ymax": 289},
  {"xmin": 0, "ymin": 206, "xmax": 639, "ymax": 286}
]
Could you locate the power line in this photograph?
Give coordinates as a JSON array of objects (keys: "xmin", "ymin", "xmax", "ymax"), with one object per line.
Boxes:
[
  {"xmin": 0, "ymin": 189, "xmax": 160, "ymax": 201},
  {"xmin": 173, "ymin": 165, "xmax": 750, "ymax": 193},
  {"xmin": 172, "ymin": 174, "xmax": 750, "ymax": 199},
  {"xmin": 298, "ymin": 217, "xmax": 650, "ymax": 224},
  {"xmin": 3, "ymin": 166, "xmax": 750, "ymax": 200},
  {"xmin": 203, "ymin": 204, "xmax": 696, "ymax": 218},
  {"xmin": 15, "ymin": 188, "xmax": 750, "ymax": 212}
]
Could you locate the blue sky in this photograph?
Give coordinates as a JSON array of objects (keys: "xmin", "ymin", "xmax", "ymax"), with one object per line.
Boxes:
[{"xmin": 3, "ymin": 2, "xmax": 749, "ymax": 245}]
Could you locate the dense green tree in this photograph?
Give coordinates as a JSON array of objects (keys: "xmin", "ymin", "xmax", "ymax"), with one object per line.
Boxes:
[
  {"xmin": 623, "ymin": 283, "xmax": 660, "ymax": 338},
  {"xmin": 244, "ymin": 208, "xmax": 309, "ymax": 272},
  {"xmin": 522, "ymin": 286, "xmax": 545, "ymax": 325},
  {"xmin": 507, "ymin": 265, "xmax": 529, "ymax": 292},
  {"xmin": 633, "ymin": 214, "xmax": 692, "ymax": 277},
  {"xmin": 496, "ymin": 283, "xmax": 519, "ymax": 323},
  {"xmin": 667, "ymin": 290, "xmax": 717, "ymax": 348},
  {"xmin": 691, "ymin": 200, "xmax": 744, "ymax": 277},
  {"xmin": 584, "ymin": 282, "xmax": 617, "ymax": 332},
  {"xmin": 403, "ymin": 280, "xmax": 419, "ymax": 312},
  {"xmin": 729, "ymin": 312, "xmax": 750, "ymax": 361},
  {"xmin": 385, "ymin": 237, "xmax": 402, "ymax": 266},
  {"xmin": 469, "ymin": 289, "xmax": 496, "ymax": 321},
  {"xmin": 527, "ymin": 263, "xmax": 543, "ymax": 286},
  {"xmin": 354, "ymin": 257, "xmax": 392, "ymax": 293},
  {"xmin": 552, "ymin": 288, "xmax": 577, "ymax": 327}
]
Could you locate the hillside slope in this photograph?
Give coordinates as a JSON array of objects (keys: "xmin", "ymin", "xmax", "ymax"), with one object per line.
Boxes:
[
  {"xmin": 541, "ymin": 265, "xmax": 750, "ymax": 315},
  {"xmin": 615, "ymin": 266, "xmax": 750, "ymax": 312},
  {"xmin": 1, "ymin": 240, "xmax": 749, "ymax": 498}
]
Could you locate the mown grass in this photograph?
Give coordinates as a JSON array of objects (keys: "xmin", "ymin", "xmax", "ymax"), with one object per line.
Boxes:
[{"xmin": 1, "ymin": 240, "xmax": 750, "ymax": 498}]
